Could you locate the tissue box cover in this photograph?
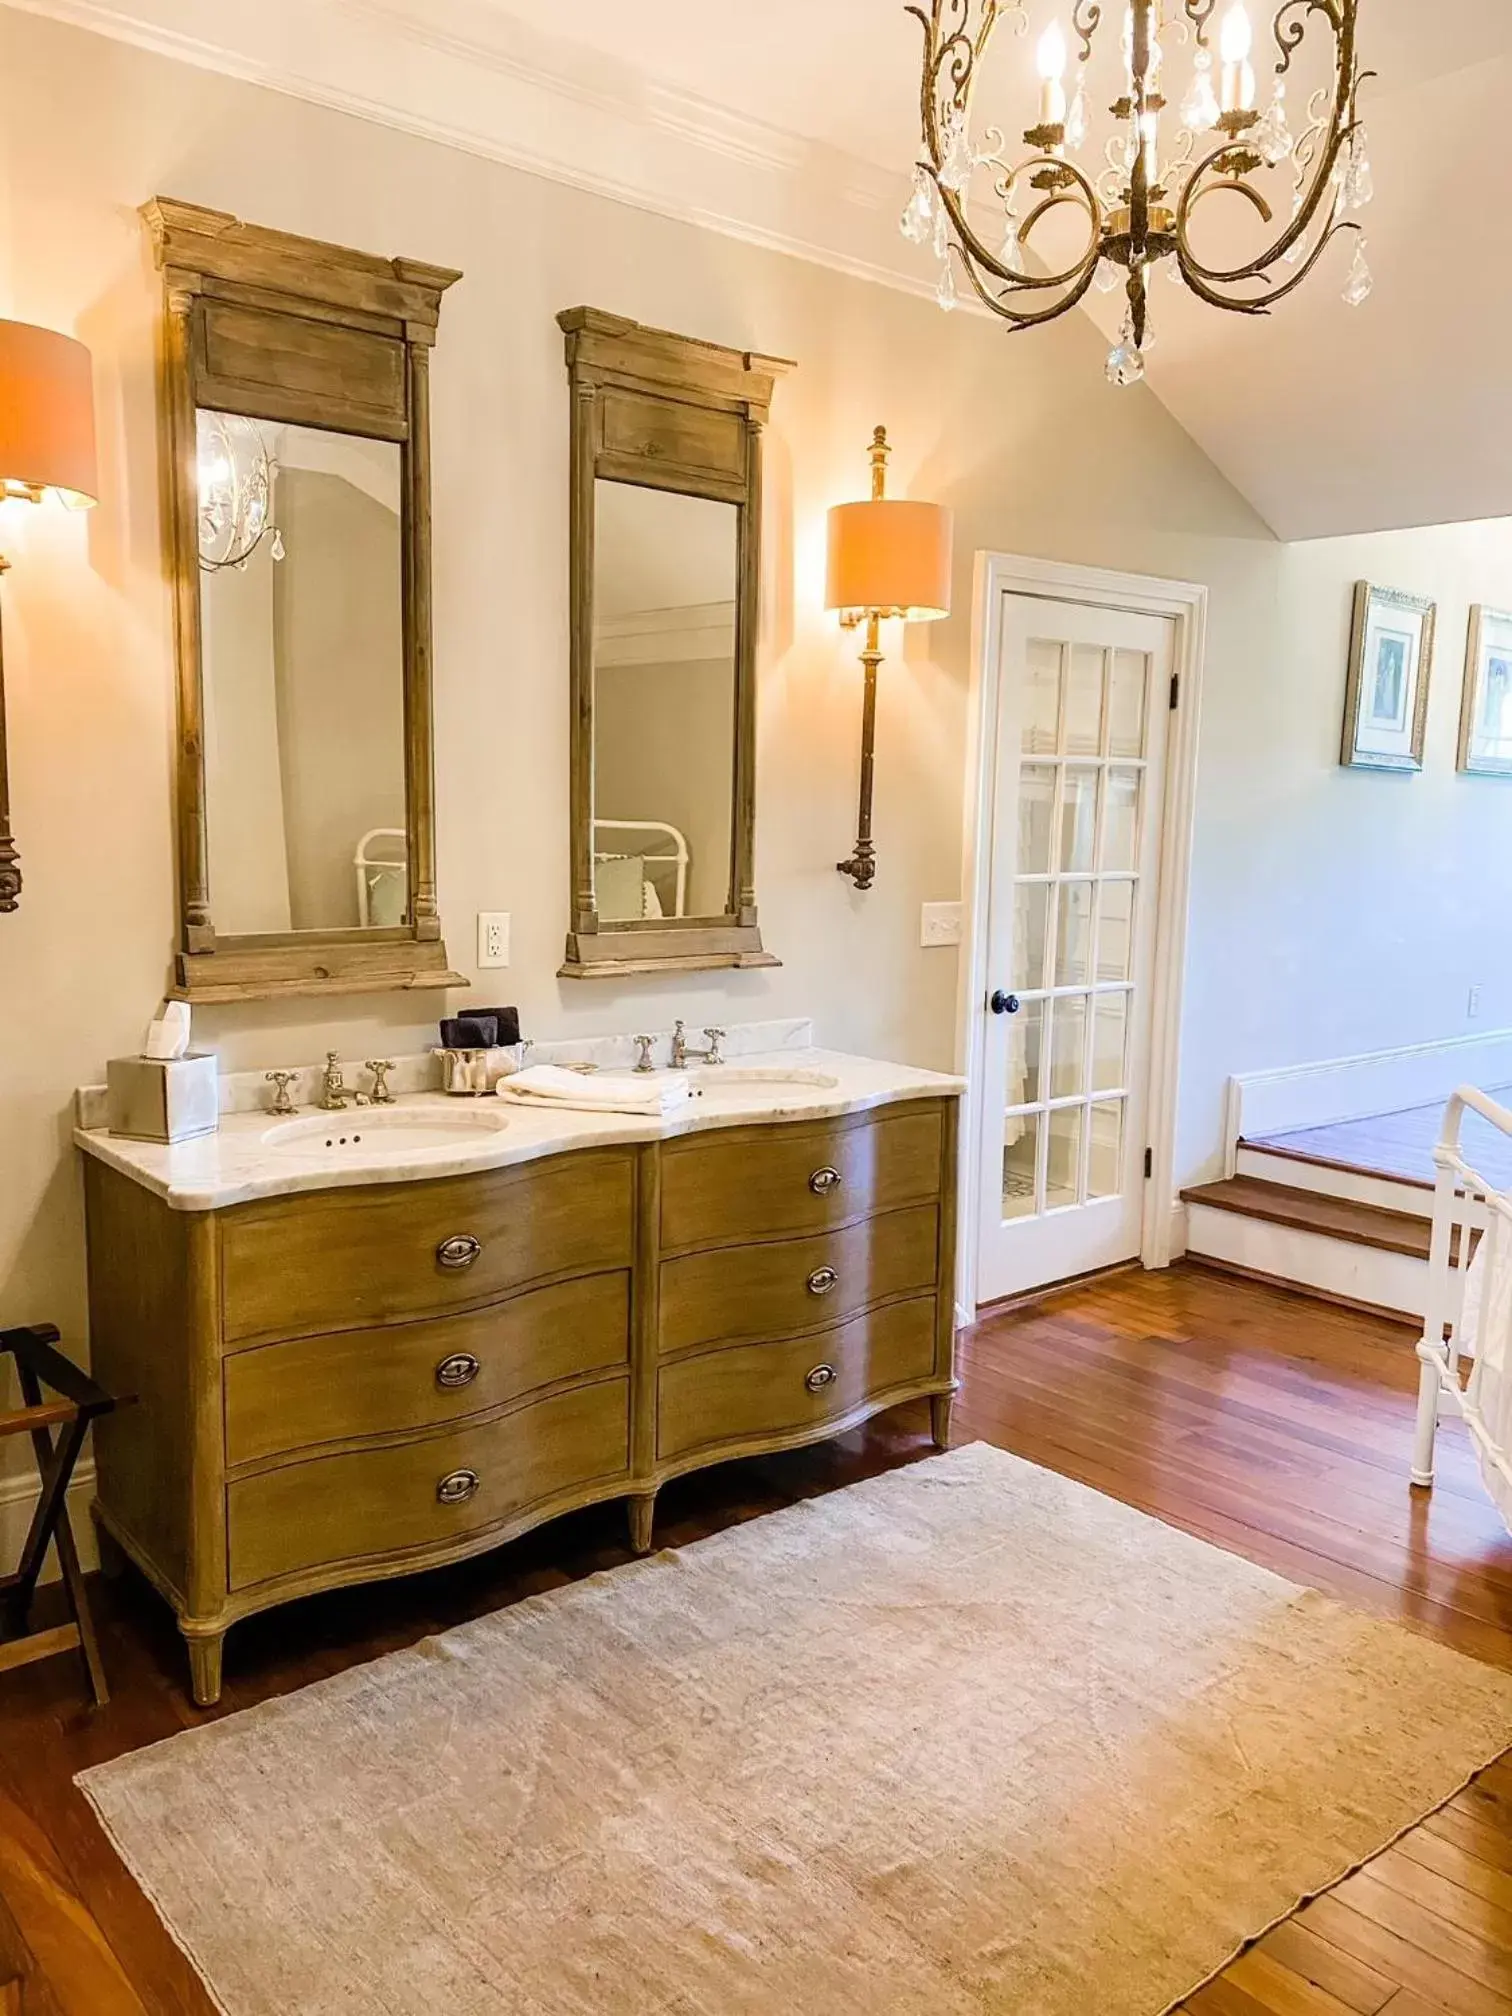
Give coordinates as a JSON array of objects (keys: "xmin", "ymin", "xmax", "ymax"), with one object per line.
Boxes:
[{"xmin": 106, "ymin": 1052, "xmax": 219, "ymax": 1143}]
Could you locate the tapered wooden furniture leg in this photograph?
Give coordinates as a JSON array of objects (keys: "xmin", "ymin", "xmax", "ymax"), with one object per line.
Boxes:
[
  {"xmin": 931, "ymin": 1392, "xmax": 954, "ymax": 1451},
  {"xmin": 185, "ymin": 1631, "xmax": 225, "ymax": 1709},
  {"xmin": 628, "ymin": 1494, "xmax": 657, "ymax": 1556},
  {"xmin": 1, "ymin": 1973, "xmax": 20, "ymax": 2014}
]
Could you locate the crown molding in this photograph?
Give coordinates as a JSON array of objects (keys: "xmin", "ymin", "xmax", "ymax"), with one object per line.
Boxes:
[{"xmin": 4, "ymin": 0, "xmax": 966, "ymax": 311}]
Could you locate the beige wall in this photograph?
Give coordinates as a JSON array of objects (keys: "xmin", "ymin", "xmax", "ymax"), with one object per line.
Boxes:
[
  {"xmin": 2, "ymin": 10, "xmax": 1509, "ymax": 1458},
  {"xmin": 202, "ymin": 536, "xmax": 291, "ymax": 933}
]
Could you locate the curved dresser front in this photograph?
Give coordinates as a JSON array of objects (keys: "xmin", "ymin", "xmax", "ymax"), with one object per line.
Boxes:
[{"xmin": 84, "ymin": 1095, "xmax": 959, "ymax": 1705}]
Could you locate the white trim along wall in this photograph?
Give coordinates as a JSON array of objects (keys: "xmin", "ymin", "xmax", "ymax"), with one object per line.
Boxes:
[
  {"xmin": 1223, "ymin": 1029, "xmax": 1512, "ymax": 1175},
  {"xmin": 955, "ymin": 552, "xmax": 1209, "ymax": 1321}
]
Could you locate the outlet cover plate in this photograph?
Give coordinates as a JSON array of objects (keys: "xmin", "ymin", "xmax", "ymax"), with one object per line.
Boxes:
[
  {"xmin": 478, "ymin": 912, "xmax": 511, "ymax": 969},
  {"xmin": 921, "ymin": 902, "xmax": 963, "ymax": 948}
]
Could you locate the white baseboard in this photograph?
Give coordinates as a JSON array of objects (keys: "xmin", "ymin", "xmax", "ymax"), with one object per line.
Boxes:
[
  {"xmin": 1225, "ymin": 1030, "xmax": 1512, "ymax": 1170},
  {"xmin": 0, "ymin": 1461, "xmax": 98, "ymax": 1584}
]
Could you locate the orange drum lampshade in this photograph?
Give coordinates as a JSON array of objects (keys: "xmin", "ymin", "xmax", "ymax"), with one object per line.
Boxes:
[
  {"xmin": 0, "ymin": 319, "xmax": 98, "ymax": 509},
  {"xmin": 825, "ymin": 498, "xmax": 953, "ymax": 620}
]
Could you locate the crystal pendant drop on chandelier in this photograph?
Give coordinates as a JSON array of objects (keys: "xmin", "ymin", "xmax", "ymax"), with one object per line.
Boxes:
[{"xmin": 898, "ymin": 0, "xmax": 1373, "ymax": 384}]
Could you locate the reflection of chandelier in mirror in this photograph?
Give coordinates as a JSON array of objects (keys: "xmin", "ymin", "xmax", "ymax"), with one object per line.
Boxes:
[
  {"xmin": 196, "ymin": 410, "xmax": 285, "ymax": 572},
  {"xmin": 901, "ymin": 1, "xmax": 1372, "ymax": 385}
]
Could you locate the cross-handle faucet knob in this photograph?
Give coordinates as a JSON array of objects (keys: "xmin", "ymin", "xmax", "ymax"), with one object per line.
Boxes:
[
  {"xmin": 632, "ymin": 1035, "xmax": 656, "ymax": 1074},
  {"xmin": 265, "ymin": 1070, "xmax": 298, "ymax": 1116},
  {"xmin": 703, "ymin": 1027, "xmax": 727, "ymax": 1065},
  {"xmin": 366, "ymin": 1059, "xmax": 396, "ymax": 1104}
]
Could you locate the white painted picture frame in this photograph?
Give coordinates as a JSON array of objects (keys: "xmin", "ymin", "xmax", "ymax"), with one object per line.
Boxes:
[
  {"xmin": 1341, "ymin": 582, "xmax": 1435, "ymax": 773},
  {"xmin": 1458, "ymin": 605, "xmax": 1512, "ymax": 778}
]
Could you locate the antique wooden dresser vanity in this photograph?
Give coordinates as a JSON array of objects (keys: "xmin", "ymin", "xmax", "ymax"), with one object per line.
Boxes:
[{"xmin": 84, "ymin": 1092, "xmax": 959, "ymax": 1704}]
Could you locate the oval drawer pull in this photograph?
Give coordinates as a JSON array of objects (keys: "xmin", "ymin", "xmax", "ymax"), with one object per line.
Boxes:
[
  {"xmin": 436, "ymin": 1234, "xmax": 482, "ymax": 1271},
  {"xmin": 435, "ymin": 1353, "xmax": 481, "ymax": 1391},
  {"xmin": 809, "ymin": 1166, "xmax": 843, "ymax": 1197},
  {"xmin": 805, "ymin": 1363, "xmax": 838, "ymax": 1394},
  {"xmin": 436, "ymin": 1468, "xmax": 480, "ymax": 1507},
  {"xmin": 807, "ymin": 1266, "xmax": 839, "ymax": 1297}
]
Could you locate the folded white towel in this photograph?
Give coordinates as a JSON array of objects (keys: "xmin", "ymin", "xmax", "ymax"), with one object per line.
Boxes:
[{"xmin": 498, "ymin": 1064, "xmax": 691, "ymax": 1118}]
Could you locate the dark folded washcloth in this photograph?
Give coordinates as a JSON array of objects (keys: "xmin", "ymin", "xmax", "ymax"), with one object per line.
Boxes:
[
  {"xmin": 473, "ymin": 1006, "xmax": 522, "ymax": 1046},
  {"xmin": 440, "ymin": 1015, "xmax": 498, "ymax": 1049}
]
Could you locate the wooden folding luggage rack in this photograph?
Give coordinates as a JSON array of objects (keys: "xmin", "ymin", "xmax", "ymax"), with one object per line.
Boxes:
[{"xmin": 0, "ymin": 1324, "xmax": 119, "ymax": 1706}]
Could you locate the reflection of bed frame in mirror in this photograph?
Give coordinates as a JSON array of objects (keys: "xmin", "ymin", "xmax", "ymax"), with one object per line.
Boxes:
[
  {"xmin": 558, "ymin": 307, "xmax": 791, "ymax": 979},
  {"xmin": 143, "ymin": 197, "xmax": 465, "ymax": 1003}
]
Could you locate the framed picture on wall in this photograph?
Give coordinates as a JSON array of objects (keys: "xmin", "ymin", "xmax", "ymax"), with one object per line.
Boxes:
[
  {"xmin": 1458, "ymin": 605, "xmax": 1512, "ymax": 778},
  {"xmin": 1341, "ymin": 582, "xmax": 1436, "ymax": 772}
]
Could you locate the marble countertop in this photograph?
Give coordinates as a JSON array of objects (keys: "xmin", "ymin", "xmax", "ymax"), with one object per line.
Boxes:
[{"xmin": 75, "ymin": 1047, "xmax": 966, "ymax": 1211}]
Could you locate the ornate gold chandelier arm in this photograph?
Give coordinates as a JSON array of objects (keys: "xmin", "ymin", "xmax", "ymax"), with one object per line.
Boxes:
[{"xmin": 1176, "ymin": 0, "xmax": 1360, "ymax": 294}]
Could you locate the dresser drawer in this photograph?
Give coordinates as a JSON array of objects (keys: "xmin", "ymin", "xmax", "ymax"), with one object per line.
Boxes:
[
  {"xmin": 657, "ymin": 1297, "xmax": 936, "ymax": 1463},
  {"xmin": 220, "ymin": 1149, "xmax": 635, "ymax": 1346},
  {"xmin": 228, "ymin": 1376, "xmax": 630, "ymax": 1589},
  {"xmin": 659, "ymin": 1205, "xmax": 939, "ymax": 1357},
  {"xmin": 225, "ymin": 1271, "xmax": 631, "ymax": 1467},
  {"xmin": 659, "ymin": 1104, "xmax": 946, "ymax": 1254}
]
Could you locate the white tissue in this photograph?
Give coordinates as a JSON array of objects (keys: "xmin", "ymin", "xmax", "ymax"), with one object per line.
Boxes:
[{"xmin": 144, "ymin": 999, "xmax": 192, "ymax": 1061}]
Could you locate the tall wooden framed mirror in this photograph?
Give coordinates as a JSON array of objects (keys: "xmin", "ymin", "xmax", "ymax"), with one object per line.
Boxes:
[
  {"xmin": 558, "ymin": 308, "xmax": 791, "ymax": 979},
  {"xmin": 144, "ymin": 198, "xmax": 464, "ymax": 1003}
]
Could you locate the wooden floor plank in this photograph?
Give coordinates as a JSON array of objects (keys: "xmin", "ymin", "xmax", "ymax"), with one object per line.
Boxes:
[
  {"xmin": 0, "ymin": 1262, "xmax": 1509, "ymax": 2016},
  {"xmin": 1255, "ymin": 1920, "xmax": 1397, "ymax": 2014}
]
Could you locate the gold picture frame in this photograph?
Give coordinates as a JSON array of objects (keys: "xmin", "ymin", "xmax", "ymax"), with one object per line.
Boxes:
[
  {"xmin": 1458, "ymin": 605, "xmax": 1512, "ymax": 779},
  {"xmin": 1341, "ymin": 582, "xmax": 1435, "ymax": 774}
]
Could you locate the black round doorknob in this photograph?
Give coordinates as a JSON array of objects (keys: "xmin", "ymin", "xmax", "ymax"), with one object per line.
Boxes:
[{"xmin": 989, "ymin": 991, "xmax": 1021, "ymax": 1016}]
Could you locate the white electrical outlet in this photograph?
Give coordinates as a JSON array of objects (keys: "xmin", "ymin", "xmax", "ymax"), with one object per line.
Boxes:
[
  {"xmin": 1468, "ymin": 984, "xmax": 1484, "ymax": 1020},
  {"xmin": 920, "ymin": 902, "xmax": 963, "ymax": 948},
  {"xmin": 478, "ymin": 912, "xmax": 511, "ymax": 969}
]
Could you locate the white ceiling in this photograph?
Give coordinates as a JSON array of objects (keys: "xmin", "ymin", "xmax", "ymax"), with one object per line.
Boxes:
[{"xmin": 19, "ymin": 0, "xmax": 1512, "ymax": 538}]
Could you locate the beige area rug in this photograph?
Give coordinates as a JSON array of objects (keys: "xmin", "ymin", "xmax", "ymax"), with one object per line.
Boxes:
[{"xmin": 80, "ymin": 1443, "xmax": 1512, "ymax": 2015}]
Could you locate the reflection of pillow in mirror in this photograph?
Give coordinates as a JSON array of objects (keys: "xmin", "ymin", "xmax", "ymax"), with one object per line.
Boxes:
[
  {"xmin": 595, "ymin": 854, "xmax": 647, "ymax": 923},
  {"xmin": 642, "ymin": 876, "xmax": 664, "ymax": 920}
]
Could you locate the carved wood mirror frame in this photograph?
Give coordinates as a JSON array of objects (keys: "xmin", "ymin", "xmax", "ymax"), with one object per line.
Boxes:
[
  {"xmin": 558, "ymin": 308, "xmax": 791, "ymax": 979},
  {"xmin": 144, "ymin": 197, "xmax": 464, "ymax": 1004}
]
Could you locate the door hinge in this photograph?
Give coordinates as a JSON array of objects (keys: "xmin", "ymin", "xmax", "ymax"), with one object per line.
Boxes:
[
  {"xmin": 1168, "ymin": 672, "xmax": 1180, "ymax": 712},
  {"xmin": 1144, "ymin": 1147, "xmax": 1154, "ymax": 1180}
]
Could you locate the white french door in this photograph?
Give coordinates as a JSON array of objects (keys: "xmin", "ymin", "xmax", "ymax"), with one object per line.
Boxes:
[{"xmin": 976, "ymin": 595, "xmax": 1174, "ymax": 1303}]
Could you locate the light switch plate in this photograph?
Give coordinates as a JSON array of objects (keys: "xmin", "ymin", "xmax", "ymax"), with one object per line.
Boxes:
[
  {"xmin": 1469, "ymin": 984, "xmax": 1484, "ymax": 1019},
  {"xmin": 920, "ymin": 902, "xmax": 963, "ymax": 948},
  {"xmin": 478, "ymin": 912, "xmax": 511, "ymax": 969}
]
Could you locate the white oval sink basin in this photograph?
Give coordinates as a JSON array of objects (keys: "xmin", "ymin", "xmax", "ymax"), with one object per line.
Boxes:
[
  {"xmin": 687, "ymin": 1066, "xmax": 841, "ymax": 1097},
  {"xmin": 262, "ymin": 1106, "xmax": 510, "ymax": 1155}
]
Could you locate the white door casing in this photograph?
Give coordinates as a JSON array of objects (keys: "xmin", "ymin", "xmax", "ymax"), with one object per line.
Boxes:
[{"xmin": 957, "ymin": 555, "xmax": 1208, "ymax": 1320}]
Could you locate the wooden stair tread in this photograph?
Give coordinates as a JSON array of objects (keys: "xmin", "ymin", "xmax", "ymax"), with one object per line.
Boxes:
[{"xmin": 1182, "ymin": 1177, "xmax": 1434, "ymax": 1260}]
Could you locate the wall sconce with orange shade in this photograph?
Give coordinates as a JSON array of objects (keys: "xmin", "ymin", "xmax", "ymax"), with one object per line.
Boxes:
[
  {"xmin": 0, "ymin": 319, "xmax": 98, "ymax": 913},
  {"xmin": 825, "ymin": 427, "xmax": 952, "ymax": 891}
]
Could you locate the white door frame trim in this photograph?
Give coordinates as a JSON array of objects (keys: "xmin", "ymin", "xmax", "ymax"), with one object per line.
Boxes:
[{"xmin": 955, "ymin": 551, "xmax": 1208, "ymax": 1322}]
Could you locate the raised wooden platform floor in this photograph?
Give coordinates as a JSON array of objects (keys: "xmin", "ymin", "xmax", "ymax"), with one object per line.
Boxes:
[{"xmin": 1, "ymin": 1262, "xmax": 1510, "ymax": 2013}]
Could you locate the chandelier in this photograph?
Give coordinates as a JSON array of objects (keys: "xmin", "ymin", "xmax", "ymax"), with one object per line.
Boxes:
[
  {"xmin": 196, "ymin": 410, "xmax": 285, "ymax": 572},
  {"xmin": 901, "ymin": 1, "xmax": 1372, "ymax": 384}
]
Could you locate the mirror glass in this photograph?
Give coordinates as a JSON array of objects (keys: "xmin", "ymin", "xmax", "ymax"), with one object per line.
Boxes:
[
  {"xmin": 198, "ymin": 411, "xmax": 407, "ymax": 936},
  {"xmin": 591, "ymin": 482, "xmax": 738, "ymax": 924}
]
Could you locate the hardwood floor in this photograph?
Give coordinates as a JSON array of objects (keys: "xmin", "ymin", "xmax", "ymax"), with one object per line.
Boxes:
[
  {"xmin": 2, "ymin": 1260, "xmax": 1510, "ymax": 2014},
  {"xmin": 1253, "ymin": 1084, "xmax": 1512, "ymax": 1191}
]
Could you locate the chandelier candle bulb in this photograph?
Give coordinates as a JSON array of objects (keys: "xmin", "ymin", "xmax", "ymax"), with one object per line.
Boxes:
[
  {"xmin": 1220, "ymin": 4, "xmax": 1256, "ymax": 113},
  {"xmin": 1037, "ymin": 23, "xmax": 1069, "ymax": 127}
]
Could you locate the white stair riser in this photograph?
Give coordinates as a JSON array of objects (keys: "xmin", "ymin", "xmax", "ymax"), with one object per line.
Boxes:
[
  {"xmin": 1186, "ymin": 1203, "xmax": 1428, "ymax": 1321},
  {"xmin": 1234, "ymin": 1147, "xmax": 1430, "ymax": 1220}
]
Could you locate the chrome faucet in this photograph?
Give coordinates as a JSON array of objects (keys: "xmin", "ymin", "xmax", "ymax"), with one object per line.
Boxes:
[
  {"xmin": 670, "ymin": 1020, "xmax": 726, "ymax": 1069},
  {"xmin": 318, "ymin": 1052, "xmax": 352, "ymax": 1111}
]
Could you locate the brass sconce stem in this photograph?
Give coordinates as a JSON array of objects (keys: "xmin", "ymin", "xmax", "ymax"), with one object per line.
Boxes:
[
  {"xmin": 837, "ymin": 612, "xmax": 883, "ymax": 892},
  {"xmin": 827, "ymin": 425, "xmax": 952, "ymax": 895},
  {"xmin": 0, "ymin": 559, "xmax": 17, "ymax": 914}
]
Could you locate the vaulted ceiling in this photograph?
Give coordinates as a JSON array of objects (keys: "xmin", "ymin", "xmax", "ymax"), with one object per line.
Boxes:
[{"xmin": 20, "ymin": 0, "xmax": 1511, "ymax": 538}]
